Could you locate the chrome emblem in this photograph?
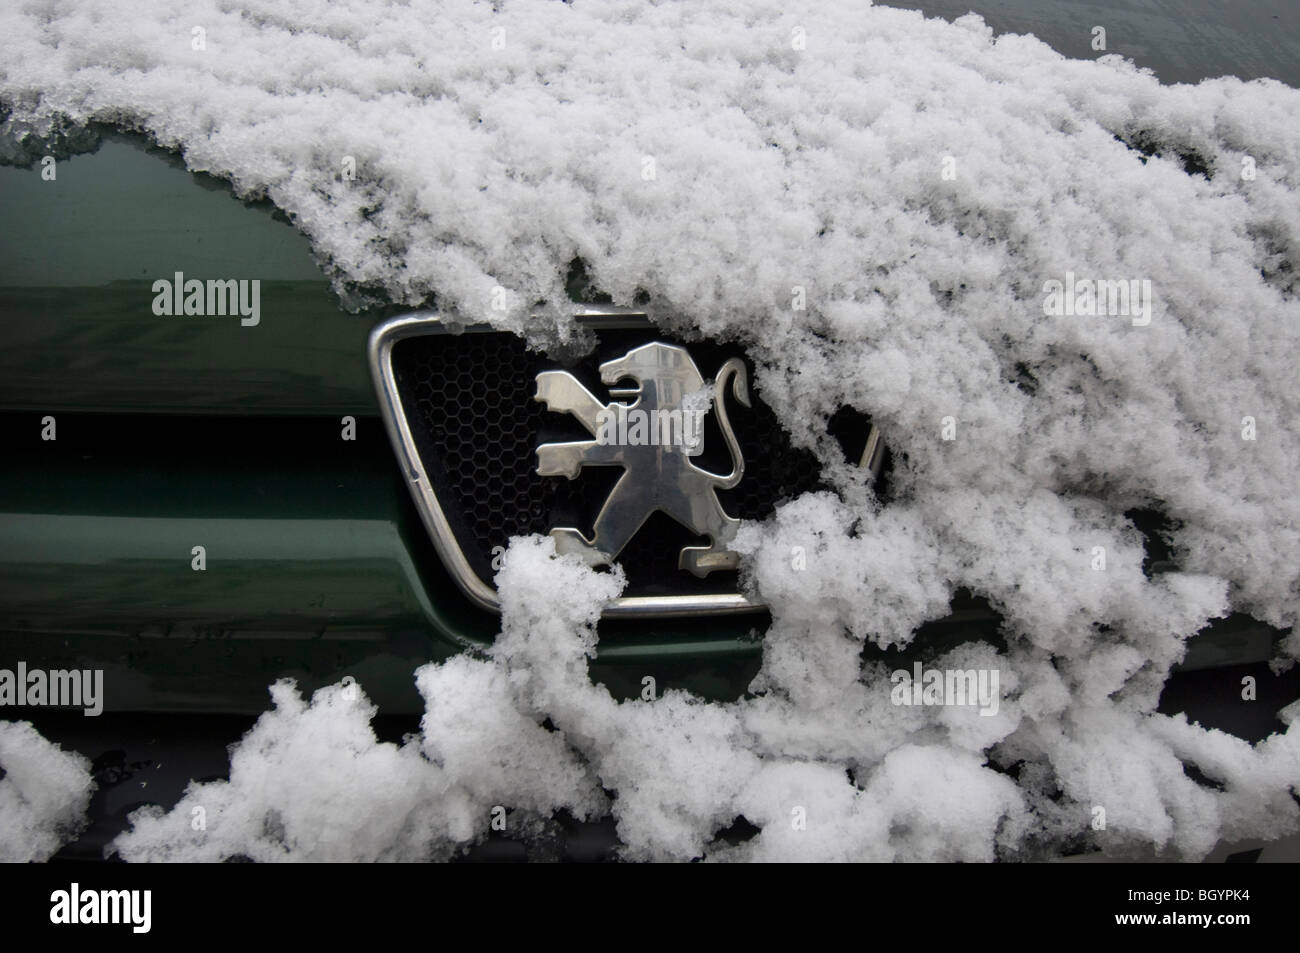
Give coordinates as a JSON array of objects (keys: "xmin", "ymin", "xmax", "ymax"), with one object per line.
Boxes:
[{"xmin": 534, "ymin": 342, "xmax": 751, "ymax": 576}]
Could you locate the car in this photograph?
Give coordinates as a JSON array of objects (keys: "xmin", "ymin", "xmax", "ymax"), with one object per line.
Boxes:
[{"xmin": 1, "ymin": 0, "xmax": 1297, "ymax": 864}]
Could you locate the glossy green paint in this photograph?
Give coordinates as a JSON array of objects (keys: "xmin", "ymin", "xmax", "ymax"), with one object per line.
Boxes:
[
  {"xmin": 0, "ymin": 420, "xmax": 499, "ymax": 711},
  {"xmin": 0, "ymin": 129, "xmax": 377, "ymax": 414},
  {"xmin": 0, "ymin": 511, "xmax": 453, "ymax": 638}
]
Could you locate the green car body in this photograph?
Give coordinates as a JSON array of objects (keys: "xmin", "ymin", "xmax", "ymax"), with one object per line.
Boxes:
[{"xmin": 1, "ymin": 0, "xmax": 1295, "ymax": 865}]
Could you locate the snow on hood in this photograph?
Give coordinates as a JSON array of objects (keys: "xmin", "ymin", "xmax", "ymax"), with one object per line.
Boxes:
[{"xmin": 3, "ymin": 0, "xmax": 1298, "ymax": 860}]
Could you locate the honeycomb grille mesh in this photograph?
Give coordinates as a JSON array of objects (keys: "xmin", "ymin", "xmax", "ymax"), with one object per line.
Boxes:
[{"xmin": 392, "ymin": 328, "xmax": 827, "ymax": 597}]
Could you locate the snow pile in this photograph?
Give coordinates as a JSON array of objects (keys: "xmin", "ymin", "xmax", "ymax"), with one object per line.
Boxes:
[
  {"xmin": 0, "ymin": 721, "xmax": 94, "ymax": 862},
  {"xmin": 114, "ymin": 667, "xmax": 601, "ymax": 862},
  {"xmin": 111, "ymin": 539, "xmax": 1299, "ymax": 861},
  {"xmin": 2, "ymin": 0, "xmax": 1297, "ymax": 859}
]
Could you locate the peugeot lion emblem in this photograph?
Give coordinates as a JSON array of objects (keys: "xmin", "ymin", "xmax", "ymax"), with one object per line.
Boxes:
[{"xmin": 533, "ymin": 342, "xmax": 750, "ymax": 576}]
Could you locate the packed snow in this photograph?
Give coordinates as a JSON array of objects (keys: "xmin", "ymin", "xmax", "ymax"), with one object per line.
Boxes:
[
  {"xmin": 1, "ymin": 0, "xmax": 1297, "ymax": 860},
  {"xmin": 0, "ymin": 721, "xmax": 94, "ymax": 862}
]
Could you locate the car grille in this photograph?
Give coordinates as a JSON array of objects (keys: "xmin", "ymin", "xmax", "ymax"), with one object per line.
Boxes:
[{"xmin": 390, "ymin": 325, "xmax": 833, "ymax": 600}]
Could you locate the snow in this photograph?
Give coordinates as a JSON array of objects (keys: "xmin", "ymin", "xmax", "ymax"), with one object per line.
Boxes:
[
  {"xmin": 0, "ymin": 0, "xmax": 1296, "ymax": 860},
  {"xmin": 109, "ymin": 538, "xmax": 1296, "ymax": 862},
  {"xmin": 114, "ymin": 665, "xmax": 602, "ymax": 862},
  {"xmin": 0, "ymin": 721, "xmax": 94, "ymax": 862}
]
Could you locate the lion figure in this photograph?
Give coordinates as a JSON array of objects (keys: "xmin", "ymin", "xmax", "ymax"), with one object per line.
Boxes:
[{"xmin": 534, "ymin": 342, "xmax": 750, "ymax": 577}]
